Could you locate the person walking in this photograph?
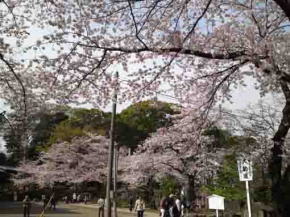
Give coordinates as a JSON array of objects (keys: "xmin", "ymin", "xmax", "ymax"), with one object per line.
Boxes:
[
  {"xmin": 169, "ymin": 194, "xmax": 180, "ymax": 217},
  {"xmin": 64, "ymin": 195, "xmax": 69, "ymax": 204},
  {"xmin": 77, "ymin": 194, "xmax": 81, "ymax": 202},
  {"xmin": 84, "ymin": 194, "xmax": 88, "ymax": 204},
  {"xmin": 41, "ymin": 194, "xmax": 46, "ymax": 210},
  {"xmin": 97, "ymin": 197, "xmax": 105, "ymax": 217},
  {"xmin": 13, "ymin": 191, "xmax": 18, "ymax": 201},
  {"xmin": 129, "ymin": 196, "xmax": 134, "ymax": 212},
  {"xmin": 160, "ymin": 195, "xmax": 172, "ymax": 217},
  {"xmin": 173, "ymin": 195, "xmax": 181, "ymax": 217},
  {"xmin": 72, "ymin": 192, "xmax": 77, "ymax": 203},
  {"xmin": 22, "ymin": 195, "xmax": 31, "ymax": 217},
  {"xmin": 50, "ymin": 195, "xmax": 56, "ymax": 210},
  {"xmin": 134, "ymin": 196, "xmax": 145, "ymax": 217}
]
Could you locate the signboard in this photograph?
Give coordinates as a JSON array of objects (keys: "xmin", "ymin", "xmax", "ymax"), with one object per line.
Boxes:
[
  {"xmin": 237, "ymin": 158, "xmax": 253, "ymax": 181},
  {"xmin": 208, "ymin": 194, "xmax": 224, "ymax": 210}
]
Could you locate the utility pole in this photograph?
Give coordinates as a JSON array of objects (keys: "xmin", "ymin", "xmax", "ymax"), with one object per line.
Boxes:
[
  {"xmin": 113, "ymin": 144, "xmax": 119, "ymax": 217},
  {"xmin": 105, "ymin": 71, "xmax": 118, "ymax": 217}
]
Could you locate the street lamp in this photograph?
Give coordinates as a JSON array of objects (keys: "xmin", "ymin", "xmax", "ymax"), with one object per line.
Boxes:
[
  {"xmin": 106, "ymin": 71, "xmax": 119, "ymax": 217},
  {"xmin": 237, "ymin": 157, "xmax": 253, "ymax": 217}
]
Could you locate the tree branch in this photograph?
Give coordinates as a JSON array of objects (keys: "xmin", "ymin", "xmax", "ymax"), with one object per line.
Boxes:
[
  {"xmin": 127, "ymin": 0, "xmax": 149, "ymax": 49},
  {"xmin": 0, "ymin": 53, "xmax": 27, "ymax": 120},
  {"xmin": 183, "ymin": 0, "xmax": 213, "ymax": 44},
  {"xmin": 67, "ymin": 50, "xmax": 108, "ymax": 97}
]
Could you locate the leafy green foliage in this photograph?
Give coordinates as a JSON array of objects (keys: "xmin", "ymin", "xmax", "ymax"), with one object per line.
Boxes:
[
  {"xmin": 3, "ymin": 101, "xmax": 177, "ymax": 164},
  {"xmin": 4, "ymin": 129, "xmax": 24, "ymax": 165},
  {"xmin": 119, "ymin": 100, "xmax": 176, "ymax": 132},
  {"xmin": 29, "ymin": 111, "xmax": 68, "ymax": 158},
  {"xmin": 0, "ymin": 153, "xmax": 13, "ymax": 199},
  {"xmin": 44, "ymin": 108, "xmax": 110, "ymax": 149},
  {"xmin": 65, "ymin": 108, "xmax": 110, "ymax": 132},
  {"xmin": 203, "ymin": 128, "xmax": 271, "ymax": 204},
  {"xmin": 118, "ymin": 100, "xmax": 177, "ymax": 149},
  {"xmin": 158, "ymin": 176, "xmax": 180, "ymax": 197},
  {"xmin": 203, "ymin": 155, "xmax": 246, "ymax": 200},
  {"xmin": 48, "ymin": 122, "xmax": 85, "ymax": 144}
]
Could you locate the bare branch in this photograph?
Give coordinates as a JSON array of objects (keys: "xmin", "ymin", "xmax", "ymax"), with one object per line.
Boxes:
[
  {"xmin": 1, "ymin": 0, "xmax": 18, "ymax": 27},
  {"xmin": 183, "ymin": 0, "xmax": 213, "ymax": 44},
  {"xmin": 0, "ymin": 53, "xmax": 27, "ymax": 120},
  {"xmin": 67, "ymin": 50, "xmax": 108, "ymax": 97},
  {"xmin": 127, "ymin": 0, "xmax": 148, "ymax": 48}
]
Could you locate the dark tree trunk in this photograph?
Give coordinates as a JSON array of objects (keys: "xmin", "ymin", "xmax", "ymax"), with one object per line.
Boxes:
[
  {"xmin": 280, "ymin": 166, "xmax": 290, "ymax": 216},
  {"xmin": 269, "ymin": 81, "xmax": 290, "ymax": 217},
  {"xmin": 273, "ymin": 0, "xmax": 290, "ymax": 21},
  {"xmin": 183, "ymin": 175, "xmax": 196, "ymax": 210},
  {"xmin": 187, "ymin": 175, "xmax": 196, "ymax": 203}
]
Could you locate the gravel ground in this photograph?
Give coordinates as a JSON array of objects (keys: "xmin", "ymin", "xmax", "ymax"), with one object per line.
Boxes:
[{"xmin": 0, "ymin": 201, "xmax": 159, "ymax": 217}]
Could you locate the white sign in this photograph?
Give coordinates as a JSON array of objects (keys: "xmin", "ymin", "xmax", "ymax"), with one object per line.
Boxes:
[
  {"xmin": 208, "ymin": 194, "xmax": 224, "ymax": 210},
  {"xmin": 237, "ymin": 158, "xmax": 253, "ymax": 181}
]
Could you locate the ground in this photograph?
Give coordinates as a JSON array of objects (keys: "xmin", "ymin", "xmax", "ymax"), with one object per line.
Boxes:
[{"xmin": 0, "ymin": 202, "xmax": 159, "ymax": 217}]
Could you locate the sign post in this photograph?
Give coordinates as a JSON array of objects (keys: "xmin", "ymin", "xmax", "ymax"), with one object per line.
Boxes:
[
  {"xmin": 237, "ymin": 158, "xmax": 253, "ymax": 217},
  {"xmin": 208, "ymin": 194, "xmax": 224, "ymax": 217}
]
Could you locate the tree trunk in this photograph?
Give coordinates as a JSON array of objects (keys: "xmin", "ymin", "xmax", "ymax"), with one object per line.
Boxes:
[
  {"xmin": 273, "ymin": 0, "xmax": 290, "ymax": 21},
  {"xmin": 184, "ymin": 175, "xmax": 196, "ymax": 210},
  {"xmin": 269, "ymin": 81, "xmax": 290, "ymax": 217}
]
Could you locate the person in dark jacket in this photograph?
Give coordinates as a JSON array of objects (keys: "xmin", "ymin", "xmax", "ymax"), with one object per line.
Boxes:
[
  {"xmin": 50, "ymin": 195, "xmax": 56, "ymax": 210},
  {"xmin": 160, "ymin": 195, "xmax": 172, "ymax": 217},
  {"xmin": 23, "ymin": 195, "xmax": 31, "ymax": 217},
  {"xmin": 129, "ymin": 196, "xmax": 134, "ymax": 212}
]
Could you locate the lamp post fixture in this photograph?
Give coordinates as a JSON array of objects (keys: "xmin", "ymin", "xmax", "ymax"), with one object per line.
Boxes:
[
  {"xmin": 106, "ymin": 71, "xmax": 119, "ymax": 217},
  {"xmin": 237, "ymin": 157, "xmax": 253, "ymax": 217}
]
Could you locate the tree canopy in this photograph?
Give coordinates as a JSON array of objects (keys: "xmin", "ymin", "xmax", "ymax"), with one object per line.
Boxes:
[{"xmin": 1, "ymin": 0, "xmax": 290, "ymax": 215}]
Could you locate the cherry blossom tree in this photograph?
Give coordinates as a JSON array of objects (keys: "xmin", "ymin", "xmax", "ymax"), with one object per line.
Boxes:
[
  {"xmin": 17, "ymin": 0, "xmax": 288, "ymax": 107},
  {"xmin": 120, "ymin": 107, "xmax": 226, "ymax": 201},
  {"xmin": 1, "ymin": 0, "xmax": 290, "ymax": 215},
  {"xmin": 14, "ymin": 134, "xmax": 126, "ymax": 186},
  {"xmin": 0, "ymin": 0, "xmax": 52, "ymax": 163}
]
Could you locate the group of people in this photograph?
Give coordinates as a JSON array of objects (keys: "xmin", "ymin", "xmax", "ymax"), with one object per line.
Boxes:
[
  {"xmin": 22, "ymin": 193, "xmax": 58, "ymax": 217},
  {"xmin": 131, "ymin": 194, "xmax": 184, "ymax": 217},
  {"xmin": 22, "ymin": 192, "xmax": 184, "ymax": 217},
  {"xmin": 160, "ymin": 194, "xmax": 183, "ymax": 217},
  {"xmin": 68, "ymin": 192, "xmax": 89, "ymax": 203}
]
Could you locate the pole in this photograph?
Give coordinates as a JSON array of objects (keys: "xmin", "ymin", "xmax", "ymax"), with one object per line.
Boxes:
[
  {"xmin": 22, "ymin": 134, "xmax": 27, "ymax": 163},
  {"xmin": 105, "ymin": 71, "xmax": 118, "ymax": 217},
  {"xmin": 245, "ymin": 181, "xmax": 251, "ymax": 217},
  {"xmin": 216, "ymin": 209, "xmax": 218, "ymax": 217},
  {"xmin": 113, "ymin": 146, "xmax": 119, "ymax": 217}
]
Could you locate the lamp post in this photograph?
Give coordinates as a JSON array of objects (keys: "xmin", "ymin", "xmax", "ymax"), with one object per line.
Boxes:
[
  {"xmin": 106, "ymin": 71, "xmax": 119, "ymax": 217},
  {"xmin": 237, "ymin": 157, "xmax": 253, "ymax": 217},
  {"xmin": 113, "ymin": 143, "xmax": 119, "ymax": 217}
]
